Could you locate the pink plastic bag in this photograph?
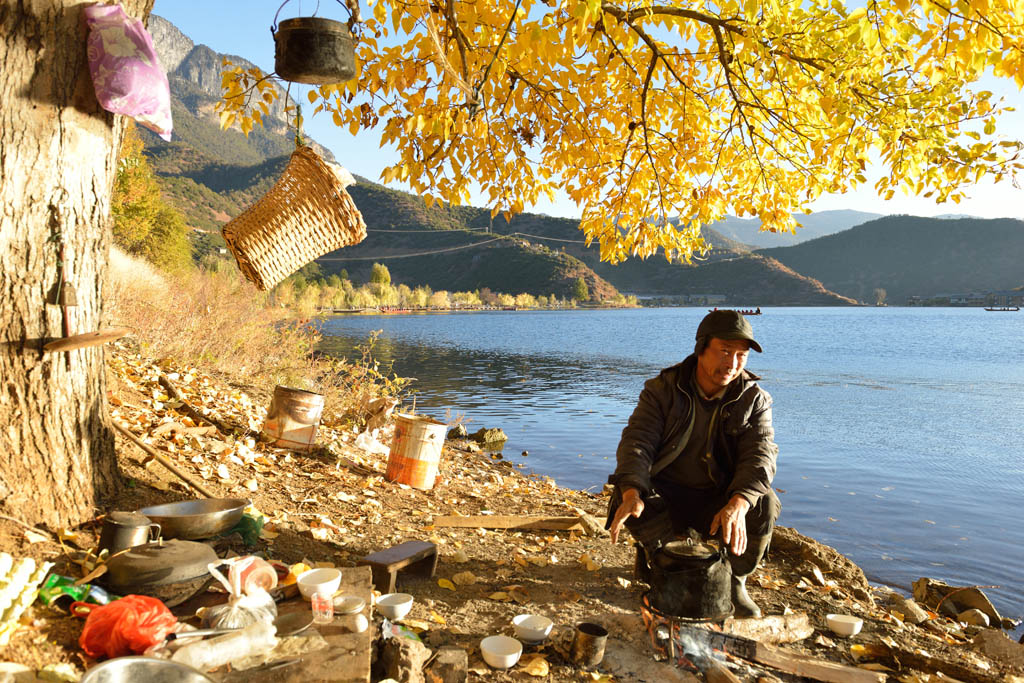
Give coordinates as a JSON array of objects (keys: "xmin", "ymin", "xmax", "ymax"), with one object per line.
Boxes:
[{"xmin": 84, "ymin": 4, "xmax": 172, "ymax": 140}]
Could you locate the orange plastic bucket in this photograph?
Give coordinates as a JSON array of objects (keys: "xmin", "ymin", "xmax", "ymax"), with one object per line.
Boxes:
[{"xmin": 385, "ymin": 413, "xmax": 447, "ymax": 490}]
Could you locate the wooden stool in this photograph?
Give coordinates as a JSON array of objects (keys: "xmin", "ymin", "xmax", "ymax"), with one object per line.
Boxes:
[{"xmin": 359, "ymin": 540, "xmax": 438, "ymax": 593}]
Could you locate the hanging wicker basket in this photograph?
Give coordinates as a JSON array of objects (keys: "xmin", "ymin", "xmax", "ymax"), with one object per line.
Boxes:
[{"xmin": 221, "ymin": 145, "xmax": 366, "ymax": 291}]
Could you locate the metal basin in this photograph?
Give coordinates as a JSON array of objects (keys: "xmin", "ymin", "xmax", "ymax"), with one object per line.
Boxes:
[
  {"xmin": 81, "ymin": 656, "xmax": 214, "ymax": 683},
  {"xmin": 139, "ymin": 498, "xmax": 248, "ymax": 540}
]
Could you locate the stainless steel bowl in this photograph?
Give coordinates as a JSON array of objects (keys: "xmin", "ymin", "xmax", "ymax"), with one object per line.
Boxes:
[
  {"xmin": 81, "ymin": 656, "xmax": 214, "ymax": 683},
  {"xmin": 139, "ymin": 498, "xmax": 249, "ymax": 540}
]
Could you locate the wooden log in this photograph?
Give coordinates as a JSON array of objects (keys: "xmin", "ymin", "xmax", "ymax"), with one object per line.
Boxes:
[
  {"xmin": 752, "ymin": 643, "xmax": 886, "ymax": 683},
  {"xmin": 887, "ymin": 646, "xmax": 1006, "ymax": 683},
  {"xmin": 112, "ymin": 421, "xmax": 217, "ymax": 499},
  {"xmin": 43, "ymin": 327, "xmax": 130, "ymax": 353},
  {"xmin": 432, "ymin": 515, "xmax": 583, "ymax": 531},
  {"xmin": 722, "ymin": 613, "xmax": 815, "ymax": 644},
  {"xmin": 704, "ymin": 659, "xmax": 743, "ymax": 683}
]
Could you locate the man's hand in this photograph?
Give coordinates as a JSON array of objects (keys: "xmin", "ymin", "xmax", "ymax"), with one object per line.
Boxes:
[
  {"xmin": 609, "ymin": 487, "xmax": 644, "ymax": 544},
  {"xmin": 710, "ymin": 494, "xmax": 751, "ymax": 555}
]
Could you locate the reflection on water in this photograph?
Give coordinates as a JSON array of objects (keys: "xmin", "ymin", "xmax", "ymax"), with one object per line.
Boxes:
[{"xmin": 319, "ymin": 308, "xmax": 1024, "ymax": 628}]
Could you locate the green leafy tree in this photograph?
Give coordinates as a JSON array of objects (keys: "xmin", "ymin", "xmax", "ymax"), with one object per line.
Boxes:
[
  {"xmin": 370, "ymin": 262, "xmax": 392, "ymax": 285},
  {"xmin": 572, "ymin": 277, "xmax": 590, "ymax": 302},
  {"xmin": 112, "ymin": 124, "xmax": 192, "ymax": 269}
]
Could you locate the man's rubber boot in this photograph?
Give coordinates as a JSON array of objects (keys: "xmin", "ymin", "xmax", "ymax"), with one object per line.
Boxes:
[
  {"xmin": 729, "ymin": 533, "xmax": 772, "ymax": 618},
  {"xmin": 634, "ymin": 542, "xmax": 653, "ymax": 583}
]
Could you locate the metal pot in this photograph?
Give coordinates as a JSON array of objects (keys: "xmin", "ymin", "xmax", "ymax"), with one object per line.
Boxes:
[
  {"xmin": 100, "ymin": 539, "xmax": 220, "ymax": 607},
  {"xmin": 139, "ymin": 498, "xmax": 248, "ymax": 540},
  {"xmin": 647, "ymin": 540, "xmax": 733, "ymax": 621},
  {"xmin": 98, "ymin": 511, "xmax": 161, "ymax": 555},
  {"xmin": 274, "ymin": 16, "xmax": 356, "ymax": 85}
]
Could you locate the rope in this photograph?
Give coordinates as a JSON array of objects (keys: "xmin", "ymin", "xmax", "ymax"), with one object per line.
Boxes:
[{"xmin": 316, "ymin": 236, "xmax": 505, "ymax": 261}]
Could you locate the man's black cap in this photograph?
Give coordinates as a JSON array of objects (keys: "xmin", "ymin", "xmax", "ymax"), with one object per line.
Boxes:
[{"xmin": 696, "ymin": 310, "xmax": 762, "ymax": 353}]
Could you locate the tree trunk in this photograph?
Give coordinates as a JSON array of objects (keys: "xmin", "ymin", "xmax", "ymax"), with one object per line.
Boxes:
[{"xmin": 0, "ymin": 0, "xmax": 154, "ymax": 528}]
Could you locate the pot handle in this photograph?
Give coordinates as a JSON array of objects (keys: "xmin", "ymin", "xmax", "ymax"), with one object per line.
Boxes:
[{"xmin": 272, "ymin": 0, "xmax": 360, "ymax": 34}]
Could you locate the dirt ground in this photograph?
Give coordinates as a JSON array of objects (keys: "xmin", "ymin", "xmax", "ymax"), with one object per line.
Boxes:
[{"xmin": 0, "ymin": 342, "xmax": 1022, "ymax": 682}]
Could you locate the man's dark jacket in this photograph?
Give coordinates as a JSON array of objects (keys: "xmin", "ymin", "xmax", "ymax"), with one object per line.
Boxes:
[{"xmin": 612, "ymin": 354, "xmax": 778, "ymax": 506}]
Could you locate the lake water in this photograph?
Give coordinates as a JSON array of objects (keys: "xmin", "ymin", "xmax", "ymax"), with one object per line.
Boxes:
[{"xmin": 320, "ymin": 307, "xmax": 1024, "ymax": 626}]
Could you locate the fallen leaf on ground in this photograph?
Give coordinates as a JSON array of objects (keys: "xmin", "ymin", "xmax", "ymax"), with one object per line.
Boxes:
[
  {"xmin": 579, "ymin": 553, "xmax": 601, "ymax": 571},
  {"xmin": 487, "ymin": 591, "xmax": 511, "ymax": 602},
  {"xmin": 23, "ymin": 530, "xmax": 48, "ymax": 544},
  {"xmin": 438, "ymin": 578, "xmax": 456, "ymax": 591},
  {"xmin": 452, "ymin": 571, "xmax": 477, "ymax": 586},
  {"xmin": 520, "ymin": 653, "xmax": 549, "ymax": 676}
]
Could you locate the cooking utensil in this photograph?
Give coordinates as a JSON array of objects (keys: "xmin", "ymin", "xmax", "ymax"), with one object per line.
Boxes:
[
  {"xmin": 139, "ymin": 498, "xmax": 248, "ymax": 540},
  {"xmin": 274, "ymin": 610, "xmax": 315, "ymax": 636},
  {"xmin": 100, "ymin": 540, "xmax": 220, "ymax": 607},
  {"xmin": 648, "ymin": 540, "xmax": 733, "ymax": 620},
  {"xmin": 80, "ymin": 656, "xmax": 215, "ymax": 683},
  {"xmin": 98, "ymin": 511, "xmax": 161, "ymax": 555}
]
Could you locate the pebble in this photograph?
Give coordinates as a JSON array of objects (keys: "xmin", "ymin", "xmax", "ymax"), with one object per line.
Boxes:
[
  {"xmin": 897, "ymin": 597, "xmax": 931, "ymax": 625},
  {"xmin": 959, "ymin": 608, "xmax": 990, "ymax": 627}
]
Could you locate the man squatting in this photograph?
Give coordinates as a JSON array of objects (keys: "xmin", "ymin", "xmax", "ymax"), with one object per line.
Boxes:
[{"xmin": 607, "ymin": 310, "xmax": 781, "ymax": 617}]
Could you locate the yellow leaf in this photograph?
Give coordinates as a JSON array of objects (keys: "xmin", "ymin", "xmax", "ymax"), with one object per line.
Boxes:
[
  {"xmin": 428, "ymin": 609, "xmax": 447, "ymax": 625},
  {"xmin": 438, "ymin": 578, "xmax": 456, "ymax": 591},
  {"xmin": 307, "ymin": 90, "xmax": 318, "ymax": 104},
  {"xmin": 520, "ymin": 653, "xmax": 549, "ymax": 676},
  {"xmin": 488, "ymin": 591, "xmax": 511, "ymax": 601},
  {"xmin": 452, "ymin": 571, "xmax": 477, "ymax": 586}
]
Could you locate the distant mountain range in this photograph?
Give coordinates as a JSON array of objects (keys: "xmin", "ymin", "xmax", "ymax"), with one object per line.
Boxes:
[
  {"xmin": 142, "ymin": 15, "xmax": 1023, "ymax": 305},
  {"xmin": 758, "ymin": 215, "xmax": 1024, "ymax": 303}
]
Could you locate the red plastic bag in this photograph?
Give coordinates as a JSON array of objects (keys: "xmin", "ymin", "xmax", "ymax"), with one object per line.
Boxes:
[{"xmin": 79, "ymin": 594, "xmax": 178, "ymax": 659}]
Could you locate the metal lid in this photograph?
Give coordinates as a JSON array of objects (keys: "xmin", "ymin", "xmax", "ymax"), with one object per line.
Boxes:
[
  {"xmin": 104, "ymin": 540, "xmax": 218, "ymax": 588},
  {"xmin": 661, "ymin": 540, "xmax": 718, "ymax": 560},
  {"xmin": 333, "ymin": 595, "xmax": 365, "ymax": 614},
  {"xmin": 105, "ymin": 511, "xmax": 154, "ymax": 527}
]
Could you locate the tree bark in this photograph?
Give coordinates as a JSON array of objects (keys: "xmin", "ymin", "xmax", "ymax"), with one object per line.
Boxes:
[{"xmin": 0, "ymin": 0, "xmax": 154, "ymax": 528}]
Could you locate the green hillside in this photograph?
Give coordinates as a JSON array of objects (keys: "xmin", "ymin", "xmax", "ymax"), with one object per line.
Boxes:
[
  {"xmin": 757, "ymin": 216, "xmax": 1024, "ymax": 303},
  {"xmin": 316, "ymin": 227, "xmax": 619, "ymax": 301}
]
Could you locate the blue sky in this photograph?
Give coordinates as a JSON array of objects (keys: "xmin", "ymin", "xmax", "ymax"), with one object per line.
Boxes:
[{"xmin": 152, "ymin": 0, "xmax": 1024, "ymax": 221}]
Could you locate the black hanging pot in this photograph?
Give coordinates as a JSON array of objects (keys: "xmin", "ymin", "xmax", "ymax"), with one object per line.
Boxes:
[
  {"xmin": 273, "ymin": 12, "xmax": 356, "ymax": 85},
  {"xmin": 647, "ymin": 540, "xmax": 733, "ymax": 621}
]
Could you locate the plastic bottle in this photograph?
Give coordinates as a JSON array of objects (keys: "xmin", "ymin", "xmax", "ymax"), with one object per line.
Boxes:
[{"xmin": 171, "ymin": 620, "xmax": 278, "ymax": 672}]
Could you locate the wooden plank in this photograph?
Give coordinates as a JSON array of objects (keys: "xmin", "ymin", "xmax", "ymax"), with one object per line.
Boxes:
[
  {"xmin": 432, "ymin": 515, "xmax": 583, "ymax": 531},
  {"xmin": 43, "ymin": 326, "xmax": 130, "ymax": 353},
  {"xmin": 361, "ymin": 540, "xmax": 435, "ymax": 568},
  {"xmin": 278, "ymin": 565, "xmax": 373, "ymax": 682},
  {"xmin": 753, "ymin": 643, "xmax": 886, "ymax": 683}
]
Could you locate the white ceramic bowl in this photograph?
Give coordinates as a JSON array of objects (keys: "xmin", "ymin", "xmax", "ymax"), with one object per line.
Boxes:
[
  {"xmin": 376, "ymin": 593, "xmax": 414, "ymax": 621},
  {"xmin": 512, "ymin": 614, "xmax": 554, "ymax": 643},
  {"xmin": 826, "ymin": 613, "xmax": 864, "ymax": 637},
  {"xmin": 296, "ymin": 568, "xmax": 342, "ymax": 601},
  {"xmin": 481, "ymin": 635, "xmax": 523, "ymax": 669}
]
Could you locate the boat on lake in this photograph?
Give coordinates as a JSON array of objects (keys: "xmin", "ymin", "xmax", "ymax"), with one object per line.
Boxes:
[{"xmin": 984, "ymin": 306, "xmax": 1019, "ymax": 311}]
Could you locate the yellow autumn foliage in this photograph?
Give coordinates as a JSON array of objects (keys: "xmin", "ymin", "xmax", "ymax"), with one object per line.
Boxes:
[{"xmin": 220, "ymin": 1, "xmax": 1024, "ymax": 263}]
